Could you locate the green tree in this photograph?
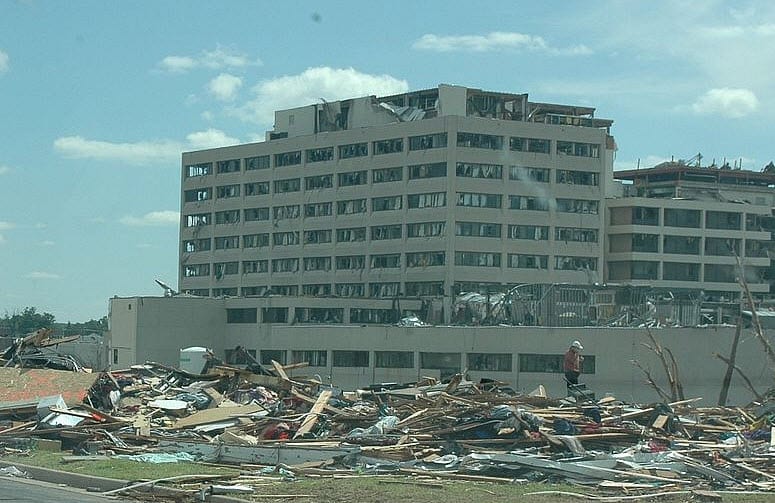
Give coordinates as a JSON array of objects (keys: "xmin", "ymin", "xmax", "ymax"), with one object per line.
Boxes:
[{"xmin": 1, "ymin": 307, "xmax": 56, "ymax": 336}]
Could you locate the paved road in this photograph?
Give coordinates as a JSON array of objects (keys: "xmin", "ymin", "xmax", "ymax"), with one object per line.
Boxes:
[{"xmin": 0, "ymin": 476, "xmax": 139, "ymax": 502}]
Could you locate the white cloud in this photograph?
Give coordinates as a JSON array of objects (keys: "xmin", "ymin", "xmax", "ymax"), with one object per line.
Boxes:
[
  {"xmin": 53, "ymin": 128, "xmax": 241, "ymax": 164},
  {"xmin": 185, "ymin": 129, "xmax": 240, "ymax": 149},
  {"xmin": 53, "ymin": 136, "xmax": 181, "ymax": 164},
  {"xmin": 691, "ymin": 88, "xmax": 759, "ymax": 118},
  {"xmin": 0, "ymin": 221, "xmax": 14, "ymax": 231},
  {"xmin": 201, "ymin": 110, "xmax": 214, "ymax": 121},
  {"xmin": 41, "ymin": 240, "xmax": 55, "ymax": 246},
  {"xmin": 208, "ymin": 73, "xmax": 243, "ymax": 101},
  {"xmin": 235, "ymin": 66, "xmax": 409, "ymax": 125},
  {"xmin": 159, "ymin": 46, "xmax": 261, "ymax": 73},
  {"xmin": 0, "ymin": 49, "xmax": 8, "ymax": 74},
  {"xmin": 0, "ymin": 165, "xmax": 8, "ymax": 175},
  {"xmin": 120, "ymin": 210, "xmax": 179, "ymax": 227},
  {"xmin": 412, "ymin": 32, "xmax": 591, "ymax": 55},
  {"xmin": 26, "ymin": 271, "xmax": 61, "ymax": 280}
]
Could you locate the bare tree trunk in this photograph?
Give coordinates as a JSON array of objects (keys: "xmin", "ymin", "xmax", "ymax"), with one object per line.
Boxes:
[
  {"xmin": 714, "ymin": 353, "xmax": 764, "ymax": 402},
  {"xmin": 735, "ymin": 254, "xmax": 775, "ymax": 366},
  {"xmin": 631, "ymin": 360, "xmax": 673, "ymax": 402},
  {"xmin": 718, "ymin": 317, "xmax": 743, "ymax": 406}
]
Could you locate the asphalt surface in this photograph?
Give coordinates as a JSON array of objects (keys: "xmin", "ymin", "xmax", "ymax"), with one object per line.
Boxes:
[{"xmin": 0, "ymin": 476, "xmax": 138, "ymax": 502}]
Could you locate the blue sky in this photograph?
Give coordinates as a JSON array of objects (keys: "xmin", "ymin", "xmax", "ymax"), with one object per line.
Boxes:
[{"xmin": 1, "ymin": 1, "xmax": 774, "ymax": 322}]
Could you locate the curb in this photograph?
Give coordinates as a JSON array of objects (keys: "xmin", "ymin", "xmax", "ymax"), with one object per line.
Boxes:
[{"xmin": 0, "ymin": 459, "xmax": 249, "ymax": 502}]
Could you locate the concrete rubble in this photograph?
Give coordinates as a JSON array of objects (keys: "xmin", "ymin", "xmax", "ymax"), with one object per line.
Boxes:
[{"xmin": 0, "ymin": 353, "xmax": 773, "ymax": 500}]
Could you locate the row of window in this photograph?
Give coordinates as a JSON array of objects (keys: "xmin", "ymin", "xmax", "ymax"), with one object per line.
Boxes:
[
  {"xmin": 182, "ymin": 195, "xmax": 599, "ymax": 228},
  {"xmin": 222, "ymin": 344, "xmax": 596, "ymax": 374},
  {"xmin": 609, "ymin": 234, "xmax": 772, "ymax": 257},
  {"xmin": 186, "ymin": 280, "xmax": 447, "ymax": 299},
  {"xmin": 611, "ymin": 207, "xmax": 768, "ymax": 231},
  {"xmin": 183, "ymin": 252, "xmax": 598, "ymax": 278},
  {"xmin": 607, "ymin": 261, "xmax": 767, "ymax": 283},
  {"xmin": 184, "ymin": 135, "xmax": 601, "ymax": 177},
  {"xmin": 182, "ymin": 223, "xmax": 598, "ymax": 253},
  {"xmin": 184, "ymin": 164, "xmax": 598, "ymax": 202}
]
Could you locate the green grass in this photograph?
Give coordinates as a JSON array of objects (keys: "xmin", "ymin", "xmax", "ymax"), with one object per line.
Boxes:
[{"xmin": 3, "ymin": 450, "xmax": 774, "ymax": 503}]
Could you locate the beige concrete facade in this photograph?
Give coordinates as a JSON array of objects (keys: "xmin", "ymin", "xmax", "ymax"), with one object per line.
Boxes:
[{"xmin": 109, "ymin": 295, "xmax": 773, "ymax": 405}]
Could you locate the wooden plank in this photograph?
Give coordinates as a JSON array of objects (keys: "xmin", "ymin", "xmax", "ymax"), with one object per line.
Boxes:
[
  {"xmin": 272, "ymin": 360, "xmax": 290, "ymax": 381},
  {"xmin": 174, "ymin": 403, "xmax": 265, "ymax": 429},
  {"xmin": 291, "ymin": 389, "xmax": 346, "ymax": 416},
  {"xmin": 293, "ymin": 389, "xmax": 332, "ymax": 439}
]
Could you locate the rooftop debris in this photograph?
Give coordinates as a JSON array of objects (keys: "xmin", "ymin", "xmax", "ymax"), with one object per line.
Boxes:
[{"xmin": 0, "ymin": 360, "xmax": 773, "ymax": 499}]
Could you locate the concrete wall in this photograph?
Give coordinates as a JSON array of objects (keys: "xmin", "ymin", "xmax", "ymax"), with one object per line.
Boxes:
[{"xmin": 112, "ymin": 296, "xmax": 775, "ymax": 405}]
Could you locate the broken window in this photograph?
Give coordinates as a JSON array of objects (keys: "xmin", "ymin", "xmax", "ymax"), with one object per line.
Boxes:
[
  {"xmin": 244, "ymin": 207, "xmax": 270, "ymax": 221},
  {"xmin": 224, "ymin": 347, "xmax": 257, "ymax": 364},
  {"xmin": 408, "ymin": 133, "xmax": 447, "ymax": 150},
  {"xmin": 184, "ymin": 263, "xmax": 210, "ymax": 277},
  {"xmin": 408, "ymin": 192, "xmax": 446, "ymax": 209},
  {"xmin": 556, "ymin": 198, "xmax": 598, "ymax": 214},
  {"xmin": 226, "ymin": 308, "xmax": 257, "ymax": 324},
  {"xmin": 215, "ymin": 210, "xmax": 240, "ymax": 224},
  {"xmin": 373, "ymin": 166, "xmax": 403, "ymax": 183},
  {"xmin": 663, "ymin": 235, "xmax": 700, "ymax": 254},
  {"xmin": 185, "ymin": 213, "xmax": 211, "ymax": 227},
  {"xmin": 631, "ymin": 206, "xmax": 660, "ymax": 225},
  {"xmin": 456, "ymin": 132, "xmax": 503, "ymax": 150},
  {"xmin": 705, "ymin": 237, "xmax": 740, "ymax": 256},
  {"xmin": 336, "ymin": 227, "xmax": 366, "ymax": 242},
  {"xmin": 509, "ymin": 137, "xmax": 550, "ymax": 154},
  {"xmin": 519, "ymin": 353, "xmax": 595, "ymax": 373},
  {"xmin": 243, "ymin": 260, "xmax": 269, "ymax": 274},
  {"xmin": 182, "ymin": 289, "xmax": 209, "ymax": 297},
  {"xmin": 350, "ymin": 308, "xmax": 398, "ymax": 324},
  {"xmin": 259, "ymin": 349, "xmax": 285, "ymax": 365},
  {"xmin": 409, "ymin": 162, "xmax": 447, "ymax": 179},
  {"xmin": 406, "ymin": 251, "xmax": 445, "ymax": 267},
  {"xmin": 296, "ymin": 307, "xmax": 343, "ymax": 324},
  {"xmin": 274, "ymin": 151, "xmax": 301, "ymax": 167},
  {"xmin": 291, "ymin": 349, "xmax": 327, "ymax": 366},
  {"xmin": 405, "ymin": 281, "xmax": 444, "ymax": 297},
  {"xmin": 184, "ymin": 187, "xmax": 212, "ymax": 202},
  {"xmin": 663, "ymin": 262, "xmax": 699, "ymax": 281},
  {"xmin": 243, "ymin": 286, "xmax": 269, "ymax": 296},
  {"xmin": 335, "ymin": 255, "xmax": 365, "ymax": 270},
  {"xmin": 244, "ymin": 181, "xmax": 270, "ymax": 196},
  {"xmin": 455, "ymin": 251, "xmax": 501, "ymax": 267},
  {"xmin": 555, "ymin": 227, "xmax": 598, "ymax": 243},
  {"xmin": 304, "ymin": 202, "xmax": 332, "ymax": 217},
  {"xmin": 338, "ymin": 170, "xmax": 367, "ymax": 187},
  {"xmin": 214, "ymin": 236, "xmax": 239, "ymax": 249},
  {"xmin": 509, "ymin": 166, "xmax": 549, "ymax": 183},
  {"xmin": 305, "ymin": 147, "xmax": 334, "ymax": 163},
  {"xmin": 303, "ymin": 256, "xmax": 331, "ymax": 271},
  {"xmin": 373, "ymin": 138, "xmax": 403, "ymax": 155},
  {"xmin": 508, "ymin": 254, "xmax": 548, "ymax": 269},
  {"xmin": 556, "ymin": 169, "xmax": 599, "ymax": 186},
  {"xmin": 608, "ymin": 261, "xmax": 658, "ymax": 280},
  {"xmin": 556, "ymin": 141, "xmax": 599, "ymax": 158},
  {"xmin": 509, "ymin": 195, "xmax": 549, "ymax": 211},
  {"xmin": 304, "ymin": 174, "xmax": 333, "ymax": 190},
  {"xmin": 420, "ymin": 352, "xmax": 460, "ymax": 372},
  {"xmin": 302, "ymin": 284, "xmax": 332, "ymax": 296},
  {"xmin": 336, "ymin": 198, "xmax": 367, "ymax": 215},
  {"xmin": 214, "ymin": 261, "xmax": 239, "ymax": 277},
  {"xmin": 371, "ymin": 224, "xmax": 402, "ymax": 240},
  {"xmin": 375, "ymin": 351, "xmax": 413, "ymax": 368},
  {"xmin": 704, "ymin": 264, "xmax": 737, "ymax": 283},
  {"xmin": 274, "ymin": 178, "xmax": 300, "ymax": 193},
  {"xmin": 632, "ymin": 233, "xmax": 659, "ymax": 252},
  {"xmin": 271, "ymin": 257, "xmax": 299, "ymax": 272},
  {"xmin": 456, "ymin": 162, "xmax": 502, "ymax": 179},
  {"xmin": 183, "ymin": 238, "xmax": 211, "ymax": 253},
  {"xmin": 555, "ymin": 256, "xmax": 597, "ymax": 271},
  {"xmin": 456, "ymin": 222, "xmax": 501, "ymax": 238},
  {"xmin": 407, "ymin": 221, "xmax": 445, "ymax": 238},
  {"xmin": 272, "ymin": 205, "xmax": 300, "ymax": 220},
  {"xmin": 334, "ymin": 283, "xmax": 364, "ymax": 297},
  {"xmin": 706, "ymin": 211, "xmax": 741, "ymax": 230},
  {"xmin": 186, "ymin": 162, "xmax": 212, "ymax": 177},
  {"xmin": 263, "ymin": 307, "xmax": 289, "ymax": 323},
  {"xmin": 212, "ymin": 288, "xmax": 237, "ymax": 297},
  {"xmin": 664, "ymin": 209, "xmax": 700, "ymax": 228},
  {"xmin": 217, "ymin": 159, "xmax": 240, "ymax": 173},
  {"xmin": 216, "ymin": 184, "xmax": 240, "ymax": 198},
  {"xmin": 370, "ymin": 254, "xmax": 401, "ymax": 269},
  {"xmin": 333, "ymin": 350, "xmax": 369, "ymax": 367},
  {"xmin": 508, "ymin": 225, "xmax": 548, "ymax": 240},
  {"xmin": 271, "ymin": 285, "xmax": 298, "ymax": 296},
  {"xmin": 457, "ymin": 192, "xmax": 502, "ymax": 209},
  {"xmin": 272, "ymin": 231, "xmax": 300, "ymax": 246},
  {"xmin": 745, "ymin": 239, "xmax": 770, "ymax": 258},
  {"xmin": 303, "ymin": 229, "xmax": 332, "ymax": 244},
  {"xmin": 338, "ymin": 142, "xmax": 368, "ymax": 159},
  {"xmin": 372, "ymin": 195, "xmax": 402, "ymax": 211},
  {"xmin": 245, "ymin": 155, "xmax": 269, "ymax": 170},
  {"xmin": 468, "ymin": 353, "xmax": 512, "ymax": 372}
]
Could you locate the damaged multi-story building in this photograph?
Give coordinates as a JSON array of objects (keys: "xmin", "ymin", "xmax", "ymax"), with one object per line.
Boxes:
[{"xmin": 108, "ymin": 84, "xmax": 775, "ymax": 401}]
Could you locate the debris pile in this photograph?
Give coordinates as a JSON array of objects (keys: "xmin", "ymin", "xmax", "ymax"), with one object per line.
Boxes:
[{"xmin": 0, "ymin": 358, "xmax": 774, "ymax": 498}]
